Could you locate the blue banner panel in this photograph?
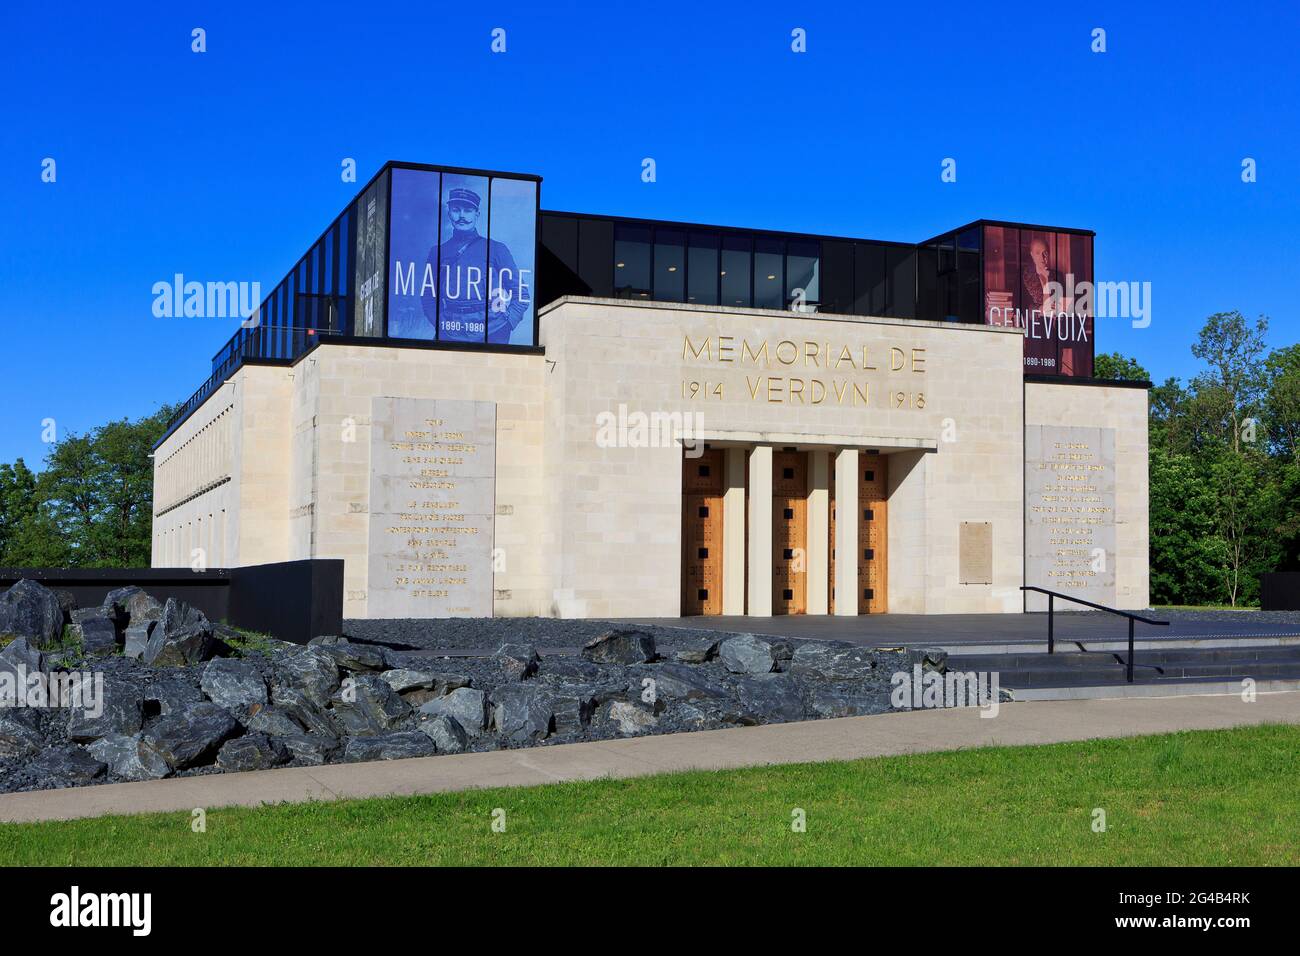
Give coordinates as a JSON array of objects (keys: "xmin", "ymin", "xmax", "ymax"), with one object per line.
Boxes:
[
  {"xmin": 487, "ymin": 178, "xmax": 537, "ymax": 345},
  {"xmin": 387, "ymin": 168, "xmax": 441, "ymax": 340}
]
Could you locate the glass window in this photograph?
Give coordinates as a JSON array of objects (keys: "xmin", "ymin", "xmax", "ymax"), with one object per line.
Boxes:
[
  {"xmin": 614, "ymin": 225, "xmax": 651, "ymax": 299},
  {"xmin": 786, "ymin": 239, "xmax": 820, "ymax": 310},
  {"xmin": 820, "ymin": 240, "xmax": 853, "ymax": 314},
  {"xmin": 337, "ymin": 210, "xmax": 350, "ymax": 298},
  {"xmin": 687, "ymin": 232, "xmax": 719, "ymax": 305},
  {"xmin": 754, "ymin": 237, "xmax": 784, "ymax": 310},
  {"xmin": 653, "ymin": 229, "xmax": 685, "ymax": 301},
  {"xmin": 886, "ymin": 246, "xmax": 916, "ymax": 319},
  {"xmin": 937, "ymin": 236, "xmax": 956, "ymax": 273},
  {"xmin": 578, "ymin": 218, "xmax": 614, "ymax": 297},
  {"xmin": 720, "ymin": 235, "xmax": 751, "ymax": 307}
]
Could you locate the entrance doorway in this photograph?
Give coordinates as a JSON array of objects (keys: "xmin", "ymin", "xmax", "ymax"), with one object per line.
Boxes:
[
  {"xmin": 772, "ymin": 450, "xmax": 808, "ymax": 615},
  {"xmin": 830, "ymin": 452, "xmax": 888, "ymax": 613},
  {"xmin": 681, "ymin": 448, "xmax": 725, "ymax": 615}
]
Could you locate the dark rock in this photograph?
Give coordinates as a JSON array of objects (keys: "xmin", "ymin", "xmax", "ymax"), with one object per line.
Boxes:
[
  {"xmin": 139, "ymin": 701, "xmax": 241, "ymax": 770},
  {"xmin": 216, "ymin": 733, "xmax": 290, "ymax": 772},
  {"xmin": 379, "ymin": 668, "xmax": 471, "ymax": 695},
  {"xmin": 28, "ymin": 746, "xmax": 106, "ymax": 787},
  {"xmin": 665, "ymin": 701, "xmax": 725, "ymax": 732},
  {"xmin": 329, "ymin": 673, "xmax": 410, "ymax": 735},
  {"xmin": 538, "ymin": 659, "xmax": 603, "ymax": 682},
  {"xmin": 495, "ymin": 643, "xmax": 540, "ymax": 680},
  {"xmin": 314, "ymin": 639, "xmax": 389, "ymax": 672},
  {"xmin": 0, "ymin": 579, "xmax": 64, "ymax": 649},
  {"xmin": 87, "ymin": 733, "xmax": 170, "ymax": 781},
  {"xmin": 279, "ymin": 733, "xmax": 339, "ymax": 766},
  {"xmin": 69, "ymin": 611, "xmax": 119, "ymax": 657},
  {"xmin": 719, "ymin": 633, "xmax": 776, "ymax": 675},
  {"xmin": 674, "ymin": 637, "xmax": 720, "ymax": 664},
  {"xmin": 418, "ymin": 687, "xmax": 487, "ymax": 735},
  {"xmin": 244, "ymin": 704, "xmax": 306, "ymax": 737},
  {"xmin": 637, "ymin": 662, "xmax": 728, "ymax": 703},
  {"xmin": 342, "ymin": 731, "xmax": 435, "ymax": 762},
  {"xmin": 66, "ymin": 674, "xmax": 143, "ymax": 742},
  {"xmin": 275, "ymin": 645, "xmax": 340, "ymax": 707},
  {"xmin": 200, "ymin": 658, "xmax": 267, "ymax": 712},
  {"xmin": 143, "ymin": 599, "xmax": 218, "ymax": 666},
  {"xmin": 790, "ymin": 642, "xmax": 879, "ymax": 680},
  {"xmin": 545, "ymin": 683, "xmax": 608, "ymax": 733},
  {"xmin": 123, "ymin": 620, "xmax": 155, "ymax": 659},
  {"xmin": 144, "ymin": 679, "xmax": 202, "ymax": 717},
  {"xmin": 770, "ymin": 639, "xmax": 795, "ymax": 663},
  {"xmin": 490, "ymin": 684, "xmax": 553, "ymax": 742},
  {"xmin": 0, "ymin": 707, "xmax": 45, "ymax": 758},
  {"xmin": 102, "ymin": 586, "xmax": 163, "ymax": 628},
  {"xmin": 53, "ymin": 589, "xmax": 77, "ymax": 623},
  {"xmin": 269, "ymin": 686, "xmax": 338, "ymax": 737},
  {"xmin": 726, "ymin": 673, "xmax": 806, "ymax": 724},
  {"xmin": 0, "ymin": 638, "xmax": 48, "ymax": 705},
  {"xmin": 418, "ymin": 714, "xmax": 468, "ymax": 753},
  {"xmin": 582, "ymin": 628, "xmax": 656, "ymax": 665},
  {"xmin": 909, "ymin": 646, "xmax": 949, "ymax": 673},
  {"xmin": 804, "ymin": 685, "xmax": 891, "ymax": 718},
  {"xmin": 593, "ymin": 699, "xmax": 658, "ymax": 735}
]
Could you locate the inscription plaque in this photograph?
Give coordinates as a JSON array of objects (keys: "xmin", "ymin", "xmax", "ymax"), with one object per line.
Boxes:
[
  {"xmin": 959, "ymin": 521, "xmax": 992, "ymax": 585},
  {"xmin": 1024, "ymin": 425, "xmax": 1116, "ymax": 611},
  {"xmin": 368, "ymin": 398, "xmax": 495, "ymax": 617}
]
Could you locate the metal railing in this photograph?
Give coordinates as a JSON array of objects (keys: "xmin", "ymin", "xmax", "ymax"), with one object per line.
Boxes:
[{"xmin": 1021, "ymin": 585, "xmax": 1170, "ymax": 683}]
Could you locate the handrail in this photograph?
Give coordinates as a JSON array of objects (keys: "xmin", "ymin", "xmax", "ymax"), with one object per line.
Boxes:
[{"xmin": 1021, "ymin": 585, "xmax": 1170, "ymax": 683}]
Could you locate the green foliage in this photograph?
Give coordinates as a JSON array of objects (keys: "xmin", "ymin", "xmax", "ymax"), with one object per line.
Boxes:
[
  {"xmin": 0, "ymin": 406, "xmax": 173, "ymax": 568},
  {"xmin": 1122, "ymin": 309, "xmax": 1297, "ymax": 606},
  {"xmin": 1094, "ymin": 351, "xmax": 1150, "ymax": 382}
]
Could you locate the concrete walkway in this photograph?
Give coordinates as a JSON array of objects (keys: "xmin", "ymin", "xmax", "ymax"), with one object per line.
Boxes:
[{"xmin": 3, "ymin": 690, "xmax": 1299, "ymax": 824}]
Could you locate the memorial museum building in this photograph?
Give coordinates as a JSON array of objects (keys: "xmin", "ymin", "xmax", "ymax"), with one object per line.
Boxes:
[{"xmin": 152, "ymin": 162, "xmax": 1150, "ymax": 620}]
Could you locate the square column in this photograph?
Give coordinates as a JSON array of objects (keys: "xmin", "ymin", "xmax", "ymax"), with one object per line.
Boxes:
[
  {"xmin": 746, "ymin": 445, "xmax": 773, "ymax": 616},
  {"xmin": 722, "ymin": 447, "xmax": 747, "ymax": 615},
  {"xmin": 834, "ymin": 448, "xmax": 859, "ymax": 616},
  {"xmin": 807, "ymin": 450, "xmax": 830, "ymax": 615}
]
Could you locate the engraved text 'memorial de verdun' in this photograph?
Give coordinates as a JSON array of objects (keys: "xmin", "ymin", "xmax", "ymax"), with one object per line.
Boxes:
[{"xmin": 680, "ymin": 334, "xmax": 927, "ymax": 408}]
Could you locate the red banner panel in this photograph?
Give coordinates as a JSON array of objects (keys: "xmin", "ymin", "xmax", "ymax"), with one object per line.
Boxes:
[{"xmin": 983, "ymin": 226, "xmax": 1094, "ymax": 378}]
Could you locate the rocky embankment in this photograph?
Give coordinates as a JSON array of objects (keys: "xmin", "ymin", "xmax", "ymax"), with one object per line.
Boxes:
[{"xmin": 0, "ymin": 578, "xmax": 942, "ymax": 794}]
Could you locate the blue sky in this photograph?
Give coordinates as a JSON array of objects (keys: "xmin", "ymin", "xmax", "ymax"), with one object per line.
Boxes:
[{"xmin": 1, "ymin": 0, "xmax": 1296, "ymax": 467}]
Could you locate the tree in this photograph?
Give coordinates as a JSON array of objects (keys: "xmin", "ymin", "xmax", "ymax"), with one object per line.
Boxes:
[
  {"xmin": 0, "ymin": 406, "xmax": 173, "ymax": 568},
  {"xmin": 1094, "ymin": 351, "xmax": 1150, "ymax": 382},
  {"xmin": 1189, "ymin": 311, "xmax": 1269, "ymax": 453}
]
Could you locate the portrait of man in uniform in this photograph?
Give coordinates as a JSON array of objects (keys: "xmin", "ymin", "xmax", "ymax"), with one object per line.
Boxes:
[{"xmin": 421, "ymin": 184, "xmax": 529, "ymax": 343}]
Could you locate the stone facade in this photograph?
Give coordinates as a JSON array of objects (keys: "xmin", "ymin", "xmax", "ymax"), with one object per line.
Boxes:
[{"xmin": 152, "ymin": 297, "xmax": 1151, "ymax": 617}]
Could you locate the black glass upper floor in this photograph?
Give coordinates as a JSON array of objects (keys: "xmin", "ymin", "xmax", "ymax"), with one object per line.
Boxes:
[{"xmin": 538, "ymin": 212, "xmax": 919, "ymax": 322}]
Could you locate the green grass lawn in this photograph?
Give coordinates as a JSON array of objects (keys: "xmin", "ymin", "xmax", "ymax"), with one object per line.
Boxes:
[{"xmin": 3, "ymin": 724, "xmax": 1298, "ymax": 866}]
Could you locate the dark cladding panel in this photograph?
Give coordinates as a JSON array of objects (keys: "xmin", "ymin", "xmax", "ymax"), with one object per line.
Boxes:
[
  {"xmin": 915, "ymin": 243, "xmax": 937, "ymax": 321},
  {"xmin": 578, "ymin": 217, "xmax": 614, "ymax": 298},
  {"xmin": 820, "ymin": 240, "xmax": 853, "ymax": 315},
  {"xmin": 886, "ymin": 246, "xmax": 916, "ymax": 319}
]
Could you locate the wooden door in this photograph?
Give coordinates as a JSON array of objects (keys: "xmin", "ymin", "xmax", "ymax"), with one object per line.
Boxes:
[
  {"xmin": 859, "ymin": 453, "xmax": 888, "ymax": 614},
  {"xmin": 682, "ymin": 449, "xmax": 724, "ymax": 615},
  {"xmin": 772, "ymin": 451, "xmax": 808, "ymax": 615}
]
